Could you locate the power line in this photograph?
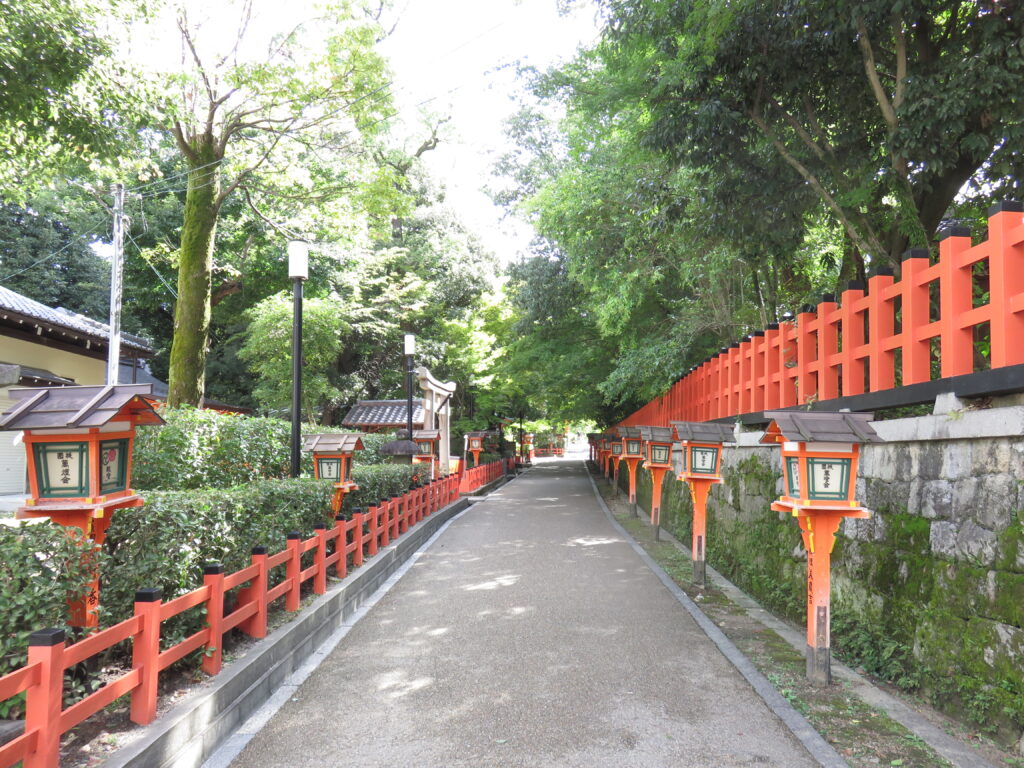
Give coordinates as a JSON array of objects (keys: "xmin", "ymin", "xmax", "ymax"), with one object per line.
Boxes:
[
  {"xmin": 125, "ymin": 231, "xmax": 178, "ymax": 299},
  {"xmin": 0, "ymin": 220, "xmax": 108, "ymax": 283}
]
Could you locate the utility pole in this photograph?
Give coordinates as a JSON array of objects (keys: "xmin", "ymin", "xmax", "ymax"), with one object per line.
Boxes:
[{"xmin": 106, "ymin": 183, "xmax": 126, "ymax": 385}]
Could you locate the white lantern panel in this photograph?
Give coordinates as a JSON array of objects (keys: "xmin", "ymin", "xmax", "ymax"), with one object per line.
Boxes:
[
  {"xmin": 807, "ymin": 457, "xmax": 851, "ymax": 501},
  {"xmin": 690, "ymin": 446, "xmax": 719, "ymax": 474},
  {"xmin": 317, "ymin": 457, "xmax": 342, "ymax": 480},
  {"xmin": 35, "ymin": 442, "xmax": 88, "ymax": 497}
]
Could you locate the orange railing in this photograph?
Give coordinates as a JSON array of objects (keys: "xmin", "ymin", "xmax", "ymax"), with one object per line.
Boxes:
[
  {"xmin": 0, "ymin": 462, "xmax": 509, "ymax": 768},
  {"xmin": 619, "ymin": 203, "xmax": 1024, "ymax": 426},
  {"xmin": 458, "ymin": 457, "xmax": 513, "ymax": 494}
]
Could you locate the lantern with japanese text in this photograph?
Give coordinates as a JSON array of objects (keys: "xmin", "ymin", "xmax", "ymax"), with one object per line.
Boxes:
[
  {"xmin": 761, "ymin": 410, "xmax": 883, "ymax": 684},
  {"xmin": 466, "ymin": 430, "xmax": 488, "ymax": 467},
  {"xmin": 638, "ymin": 426, "xmax": 674, "ymax": 540},
  {"xmin": 671, "ymin": 421, "xmax": 736, "ymax": 587},
  {"xmin": 619, "ymin": 426, "xmax": 644, "ymax": 516},
  {"xmin": 302, "ymin": 433, "xmax": 364, "ymax": 515},
  {"xmin": 412, "ymin": 429, "xmax": 440, "ymax": 480},
  {"xmin": 0, "ymin": 384, "xmax": 163, "ymax": 627},
  {"xmin": 609, "ymin": 432, "xmax": 624, "ymax": 496}
]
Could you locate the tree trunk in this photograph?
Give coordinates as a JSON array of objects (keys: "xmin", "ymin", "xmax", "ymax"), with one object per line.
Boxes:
[{"xmin": 167, "ymin": 144, "xmax": 221, "ymax": 407}]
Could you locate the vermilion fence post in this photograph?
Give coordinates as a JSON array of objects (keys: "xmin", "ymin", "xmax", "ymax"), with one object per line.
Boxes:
[
  {"xmin": 780, "ymin": 319, "xmax": 798, "ymax": 407},
  {"xmin": 370, "ymin": 504, "xmax": 382, "ymax": 555},
  {"xmin": 796, "ymin": 308, "xmax": 817, "ymax": 405},
  {"xmin": 751, "ymin": 331, "xmax": 765, "ymax": 413},
  {"xmin": 313, "ymin": 523, "xmax": 328, "ymax": 595},
  {"xmin": 988, "ymin": 201, "xmax": 1024, "ymax": 367},
  {"xmin": 352, "ymin": 509, "xmax": 365, "ymax": 567},
  {"xmin": 400, "ymin": 493, "xmax": 410, "ymax": 534},
  {"xmin": 335, "ymin": 514, "xmax": 349, "ymax": 578},
  {"xmin": 764, "ymin": 324, "xmax": 781, "ymax": 410},
  {"xmin": 241, "ymin": 546, "xmax": 268, "ymax": 639},
  {"xmin": 202, "ymin": 564, "xmax": 225, "ymax": 676},
  {"xmin": 817, "ymin": 295, "xmax": 839, "ymax": 400},
  {"xmin": 901, "ymin": 249, "xmax": 932, "ymax": 385},
  {"xmin": 841, "ymin": 282, "xmax": 866, "ymax": 397},
  {"xmin": 24, "ymin": 628, "xmax": 64, "ymax": 768},
  {"xmin": 867, "ymin": 268, "xmax": 896, "ymax": 391},
  {"xmin": 938, "ymin": 227, "xmax": 974, "ymax": 378},
  {"xmin": 130, "ymin": 588, "xmax": 161, "ymax": 725},
  {"xmin": 285, "ymin": 533, "xmax": 302, "ymax": 612},
  {"xmin": 379, "ymin": 499, "xmax": 391, "ymax": 547},
  {"xmin": 390, "ymin": 496, "xmax": 401, "ymax": 539}
]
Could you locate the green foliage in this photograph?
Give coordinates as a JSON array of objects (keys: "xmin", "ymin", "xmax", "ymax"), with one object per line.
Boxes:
[
  {"xmin": 132, "ymin": 406, "xmax": 297, "ymax": 490},
  {"xmin": 340, "ymin": 463, "xmax": 419, "ymax": 514},
  {"xmin": 0, "ymin": 0, "xmax": 145, "ymax": 199},
  {"xmin": 239, "ymin": 293, "xmax": 350, "ymax": 417},
  {"xmin": 0, "ymin": 522, "xmax": 100, "ymax": 717},
  {"xmin": 132, "ymin": 407, "xmax": 402, "ymax": 490},
  {"xmin": 0, "ymin": 204, "xmax": 110, "ymax": 317}
]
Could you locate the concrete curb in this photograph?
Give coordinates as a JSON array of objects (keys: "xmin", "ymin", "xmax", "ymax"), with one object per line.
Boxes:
[
  {"xmin": 584, "ymin": 465, "xmax": 850, "ymax": 768},
  {"xmin": 103, "ymin": 473, "xmax": 512, "ymax": 768}
]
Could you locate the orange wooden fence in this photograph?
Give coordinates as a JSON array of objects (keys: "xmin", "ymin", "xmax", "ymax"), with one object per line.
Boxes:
[
  {"xmin": 619, "ymin": 203, "xmax": 1024, "ymax": 427},
  {"xmin": 0, "ymin": 461, "xmax": 510, "ymax": 768}
]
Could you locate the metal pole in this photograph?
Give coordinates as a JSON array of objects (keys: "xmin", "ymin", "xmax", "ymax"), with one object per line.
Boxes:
[
  {"xmin": 290, "ymin": 276, "xmax": 303, "ymax": 478},
  {"xmin": 106, "ymin": 183, "xmax": 125, "ymax": 384},
  {"xmin": 406, "ymin": 353, "xmax": 414, "ymax": 439}
]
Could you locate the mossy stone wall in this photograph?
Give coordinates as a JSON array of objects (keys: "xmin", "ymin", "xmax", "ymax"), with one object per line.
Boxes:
[{"xmin": 617, "ymin": 434, "xmax": 1024, "ymax": 751}]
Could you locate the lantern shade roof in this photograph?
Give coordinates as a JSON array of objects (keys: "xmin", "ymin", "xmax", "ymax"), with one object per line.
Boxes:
[
  {"xmin": 413, "ymin": 429, "xmax": 440, "ymax": 441},
  {"xmin": 0, "ymin": 384, "xmax": 163, "ymax": 430},
  {"xmin": 670, "ymin": 421, "xmax": 736, "ymax": 444},
  {"xmin": 638, "ymin": 426, "xmax": 674, "ymax": 443},
  {"xmin": 759, "ymin": 410, "xmax": 883, "ymax": 444},
  {"xmin": 466, "ymin": 430, "xmax": 493, "ymax": 438},
  {"xmin": 302, "ymin": 433, "xmax": 365, "ymax": 453},
  {"xmin": 586, "ymin": 432, "xmax": 602, "ymax": 440},
  {"xmin": 619, "ymin": 426, "xmax": 642, "ymax": 438}
]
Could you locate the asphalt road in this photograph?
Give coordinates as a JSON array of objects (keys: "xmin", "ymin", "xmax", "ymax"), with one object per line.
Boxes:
[{"xmin": 230, "ymin": 460, "xmax": 820, "ymax": 767}]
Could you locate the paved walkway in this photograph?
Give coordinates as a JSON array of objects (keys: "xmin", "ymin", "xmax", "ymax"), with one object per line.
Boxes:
[{"xmin": 228, "ymin": 460, "xmax": 822, "ymax": 767}]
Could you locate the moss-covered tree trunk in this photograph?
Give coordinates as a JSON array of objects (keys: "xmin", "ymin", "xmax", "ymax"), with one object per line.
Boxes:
[{"xmin": 167, "ymin": 140, "xmax": 222, "ymax": 407}]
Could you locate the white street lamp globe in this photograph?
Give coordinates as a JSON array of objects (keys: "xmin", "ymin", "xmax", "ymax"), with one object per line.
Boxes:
[{"xmin": 288, "ymin": 240, "xmax": 309, "ymax": 280}]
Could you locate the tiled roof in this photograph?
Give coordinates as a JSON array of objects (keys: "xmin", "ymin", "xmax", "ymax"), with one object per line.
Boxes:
[
  {"xmin": 638, "ymin": 426, "xmax": 674, "ymax": 443},
  {"xmin": 342, "ymin": 400, "xmax": 424, "ymax": 428},
  {"xmin": 671, "ymin": 421, "xmax": 736, "ymax": 444},
  {"xmin": 0, "ymin": 384, "xmax": 164, "ymax": 429},
  {"xmin": 760, "ymin": 411, "xmax": 883, "ymax": 444},
  {"xmin": 302, "ymin": 433, "xmax": 365, "ymax": 453},
  {"xmin": 0, "ymin": 285, "xmax": 153, "ymax": 354}
]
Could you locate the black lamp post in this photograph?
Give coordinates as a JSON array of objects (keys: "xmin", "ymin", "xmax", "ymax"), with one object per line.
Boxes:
[
  {"xmin": 404, "ymin": 334, "xmax": 415, "ymax": 439},
  {"xmin": 288, "ymin": 240, "xmax": 309, "ymax": 478}
]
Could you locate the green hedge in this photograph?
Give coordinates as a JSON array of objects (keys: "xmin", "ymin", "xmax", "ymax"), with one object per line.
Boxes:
[
  {"xmin": 0, "ymin": 523, "xmax": 100, "ymax": 717},
  {"xmin": 133, "ymin": 407, "xmax": 401, "ymax": 491}
]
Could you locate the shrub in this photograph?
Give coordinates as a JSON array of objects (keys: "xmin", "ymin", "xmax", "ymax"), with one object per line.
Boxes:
[
  {"xmin": 132, "ymin": 406, "xmax": 297, "ymax": 490},
  {"xmin": 340, "ymin": 464, "xmax": 419, "ymax": 514},
  {"xmin": 0, "ymin": 522, "xmax": 100, "ymax": 716},
  {"xmin": 133, "ymin": 407, "xmax": 400, "ymax": 490}
]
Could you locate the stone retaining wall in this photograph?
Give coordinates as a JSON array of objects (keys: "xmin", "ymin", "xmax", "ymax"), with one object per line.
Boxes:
[{"xmin": 623, "ymin": 405, "xmax": 1024, "ymax": 752}]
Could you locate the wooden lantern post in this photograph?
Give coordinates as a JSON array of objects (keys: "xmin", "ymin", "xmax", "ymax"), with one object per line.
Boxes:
[
  {"xmin": 610, "ymin": 434, "xmax": 624, "ymax": 497},
  {"xmin": 0, "ymin": 384, "xmax": 164, "ymax": 627},
  {"xmin": 670, "ymin": 421, "xmax": 736, "ymax": 587},
  {"xmin": 761, "ymin": 410, "xmax": 883, "ymax": 685},
  {"xmin": 412, "ymin": 429, "xmax": 441, "ymax": 480},
  {"xmin": 587, "ymin": 432, "xmax": 600, "ymax": 465},
  {"xmin": 638, "ymin": 426, "xmax": 674, "ymax": 540},
  {"xmin": 619, "ymin": 427, "xmax": 644, "ymax": 517},
  {"xmin": 466, "ymin": 431, "xmax": 487, "ymax": 468},
  {"xmin": 302, "ymin": 433, "xmax": 365, "ymax": 515},
  {"xmin": 524, "ymin": 432, "xmax": 535, "ymax": 463}
]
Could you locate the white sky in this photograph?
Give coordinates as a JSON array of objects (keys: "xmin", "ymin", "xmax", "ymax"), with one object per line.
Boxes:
[{"xmin": 378, "ymin": 0, "xmax": 601, "ymax": 264}]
